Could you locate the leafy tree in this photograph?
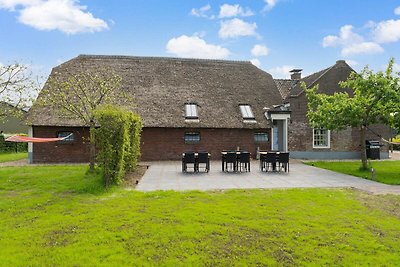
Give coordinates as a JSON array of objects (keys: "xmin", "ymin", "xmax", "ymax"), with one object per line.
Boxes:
[
  {"xmin": 0, "ymin": 63, "xmax": 38, "ymax": 120},
  {"xmin": 306, "ymin": 58, "xmax": 400, "ymax": 170},
  {"xmin": 37, "ymin": 65, "xmax": 124, "ymax": 171}
]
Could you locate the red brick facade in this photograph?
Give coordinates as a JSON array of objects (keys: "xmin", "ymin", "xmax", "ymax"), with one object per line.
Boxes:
[
  {"xmin": 141, "ymin": 128, "xmax": 271, "ymax": 161},
  {"xmin": 32, "ymin": 126, "xmax": 90, "ymax": 163},
  {"xmin": 32, "ymin": 126, "xmax": 271, "ymax": 163}
]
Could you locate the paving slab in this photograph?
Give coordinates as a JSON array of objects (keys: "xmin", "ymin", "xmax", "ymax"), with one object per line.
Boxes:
[{"xmin": 136, "ymin": 160, "xmax": 400, "ymax": 194}]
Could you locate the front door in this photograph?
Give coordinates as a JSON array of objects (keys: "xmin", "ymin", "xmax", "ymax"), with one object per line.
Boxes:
[{"xmin": 271, "ymin": 119, "xmax": 286, "ymax": 151}]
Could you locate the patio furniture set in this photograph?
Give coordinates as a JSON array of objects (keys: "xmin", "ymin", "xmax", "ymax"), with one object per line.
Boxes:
[{"xmin": 182, "ymin": 151, "xmax": 289, "ymax": 173}]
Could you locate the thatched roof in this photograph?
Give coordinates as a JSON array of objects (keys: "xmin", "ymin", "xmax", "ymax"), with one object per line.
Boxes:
[
  {"xmin": 28, "ymin": 55, "xmax": 284, "ymax": 129},
  {"xmin": 274, "ymin": 79, "xmax": 298, "ymax": 99},
  {"xmin": 289, "ymin": 60, "xmax": 354, "ymax": 97}
]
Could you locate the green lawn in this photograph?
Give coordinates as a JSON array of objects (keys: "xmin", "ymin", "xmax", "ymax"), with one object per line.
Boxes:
[
  {"xmin": 0, "ymin": 165, "xmax": 400, "ymax": 266},
  {"xmin": 0, "ymin": 152, "xmax": 27, "ymax": 163},
  {"xmin": 306, "ymin": 160, "xmax": 400, "ymax": 185}
]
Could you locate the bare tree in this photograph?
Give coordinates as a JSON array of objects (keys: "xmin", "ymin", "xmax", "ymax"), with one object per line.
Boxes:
[
  {"xmin": 37, "ymin": 65, "xmax": 124, "ymax": 171},
  {"xmin": 0, "ymin": 63, "xmax": 38, "ymax": 120}
]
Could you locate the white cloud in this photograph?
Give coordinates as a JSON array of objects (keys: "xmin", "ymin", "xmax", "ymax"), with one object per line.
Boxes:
[
  {"xmin": 251, "ymin": 44, "xmax": 269, "ymax": 56},
  {"xmin": 372, "ymin": 19, "xmax": 400, "ymax": 43},
  {"xmin": 219, "ymin": 4, "xmax": 253, "ymax": 18},
  {"xmin": 250, "ymin": 58, "xmax": 261, "ymax": 67},
  {"xmin": 0, "ymin": 0, "xmax": 41, "ymax": 10},
  {"xmin": 219, "ymin": 18, "xmax": 257, "ymax": 39},
  {"xmin": 268, "ymin": 65, "xmax": 295, "ymax": 79},
  {"xmin": 190, "ymin": 4, "xmax": 214, "ymax": 19},
  {"xmin": 395, "ymin": 6, "xmax": 400, "ymax": 15},
  {"xmin": 0, "ymin": 0, "xmax": 108, "ymax": 34},
  {"xmin": 322, "ymin": 25, "xmax": 383, "ymax": 56},
  {"xmin": 322, "ymin": 25, "xmax": 363, "ymax": 47},
  {"xmin": 263, "ymin": 0, "xmax": 279, "ymax": 11},
  {"xmin": 341, "ymin": 42, "xmax": 384, "ymax": 56},
  {"xmin": 166, "ymin": 35, "xmax": 230, "ymax": 59}
]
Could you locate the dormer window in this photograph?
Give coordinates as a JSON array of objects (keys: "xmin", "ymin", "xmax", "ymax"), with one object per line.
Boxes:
[
  {"xmin": 239, "ymin": 104, "xmax": 255, "ymax": 120},
  {"xmin": 185, "ymin": 103, "xmax": 198, "ymax": 119}
]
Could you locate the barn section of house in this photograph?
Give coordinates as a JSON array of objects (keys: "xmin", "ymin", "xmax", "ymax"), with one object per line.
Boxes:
[{"xmin": 27, "ymin": 55, "xmax": 288, "ymax": 163}]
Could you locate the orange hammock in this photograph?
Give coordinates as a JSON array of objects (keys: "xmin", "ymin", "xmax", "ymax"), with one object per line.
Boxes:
[{"xmin": 5, "ymin": 134, "xmax": 72, "ymax": 143}]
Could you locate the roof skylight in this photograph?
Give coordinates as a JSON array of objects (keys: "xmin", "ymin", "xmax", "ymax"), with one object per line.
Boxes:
[
  {"xmin": 239, "ymin": 104, "xmax": 255, "ymax": 120},
  {"xmin": 185, "ymin": 103, "xmax": 198, "ymax": 119}
]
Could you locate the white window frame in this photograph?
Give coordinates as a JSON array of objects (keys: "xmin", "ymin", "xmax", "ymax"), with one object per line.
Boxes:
[
  {"xmin": 239, "ymin": 104, "xmax": 255, "ymax": 120},
  {"xmin": 185, "ymin": 103, "xmax": 198, "ymax": 119},
  {"xmin": 312, "ymin": 128, "xmax": 330, "ymax": 149}
]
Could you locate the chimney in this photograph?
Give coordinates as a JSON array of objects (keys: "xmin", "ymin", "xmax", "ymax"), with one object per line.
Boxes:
[{"xmin": 289, "ymin": 69, "xmax": 302, "ymax": 80}]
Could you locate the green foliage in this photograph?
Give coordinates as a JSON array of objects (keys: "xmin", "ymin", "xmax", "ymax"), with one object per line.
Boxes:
[
  {"xmin": 306, "ymin": 58, "xmax": 400, "ymax": 169},
  {"xmin": 94, "ymin": 105, "xmax": 142, "ymax": 186},
  {"xmin": 1, "ymin": 165, "xmax": 400, "ymax": 265},
  {"xmin": 306, "ymin": 58, "xmax": 400, "ymax": 130},
  {"xmin": 0, "ymin": 134, "xmax": 28, "ymax": 153},
  {"xmin": 306, "ymin": 160, "xmax": 400, "ymax": 185}
]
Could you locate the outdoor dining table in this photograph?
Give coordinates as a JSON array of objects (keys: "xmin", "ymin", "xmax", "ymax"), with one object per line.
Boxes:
[
  {"xmin": 259, "ymin": 151, "xmax": 288, "ymax": 172},
  {"xmin": 260, "ymin": 151, "xmax": 279, "ymax": 171},
  {"xmin": 182, "ymin": 152, "xmax": 211, "ymax": 172},
  {"xmin": 221, "ymin": 151, "xmax": 248, "ymax": 172}
]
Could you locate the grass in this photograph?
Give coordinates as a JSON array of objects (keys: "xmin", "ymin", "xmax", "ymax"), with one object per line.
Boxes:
[
  {"xmin": 0, "ymin": 152, "xmax": 27, "ymax": 163},
  {"xmin": 0, "ymin": 165, "xmax": 400, "ymax": 265},
  {"xmin": 305, "ymin": 160, "xmax": 400, "ymax": 185}
]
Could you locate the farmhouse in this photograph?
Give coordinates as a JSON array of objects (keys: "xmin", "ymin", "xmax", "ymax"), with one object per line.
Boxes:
[{"xmin": 26, "ymin": 55, "xmax": 390, "ymax": 163}]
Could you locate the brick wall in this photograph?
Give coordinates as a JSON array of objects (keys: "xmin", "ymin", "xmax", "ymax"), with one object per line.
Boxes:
[
  {"xmin": 32, "ymin": 126, "xmax": 271, "ymax": 162},
  {"xmin": 32, "ymin": 126, "xmax": 90, "ymax": 163},
  {"xmin": 141, "ymin": 128, "xmax": 271, "ymax": 161},
  {"xmin": 288, "ymin": 93, "xmax": 391, "ymax": 155}
]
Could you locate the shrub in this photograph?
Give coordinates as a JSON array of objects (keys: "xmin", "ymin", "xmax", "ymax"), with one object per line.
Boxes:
[
  {"xmin": 0, "ymin": 133, "xmax": 28, "ymax": 153},
  {"xmin": 94, "ymin": 105, "xmax": 142, "ymax": 186}
]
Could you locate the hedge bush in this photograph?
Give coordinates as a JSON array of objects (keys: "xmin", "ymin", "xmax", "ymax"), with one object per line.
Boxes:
[
  {"xmin": 94, "ymin": 105, "xmax": 142, "ymax": 186},
  {"xmin": 0, "ymin": 134, "xmax": 28, "ymax": 153}
]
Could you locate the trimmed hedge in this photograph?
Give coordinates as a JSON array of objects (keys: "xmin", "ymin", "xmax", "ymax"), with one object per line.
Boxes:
[
  {"xmin": 94, "ymin": 105, "xmax": 142, "ymax": 186},
  {"xmin": 0, "ymin": 134, "xmax": 28, "ymax": 153}
]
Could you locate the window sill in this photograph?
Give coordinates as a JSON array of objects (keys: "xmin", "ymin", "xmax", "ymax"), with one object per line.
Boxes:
[{"xmin": 185, "ymin": 119, "xmax": 200, "ymax": 123}]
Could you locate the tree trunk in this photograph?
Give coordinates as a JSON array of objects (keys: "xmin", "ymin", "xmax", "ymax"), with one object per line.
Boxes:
[
  {"xmin": 360, "ymin": 125, "xmax": 368, "ymax": 170},
  {"xmin": 89, "ymin": 121, "xmax": 96, "ymax": 172}
]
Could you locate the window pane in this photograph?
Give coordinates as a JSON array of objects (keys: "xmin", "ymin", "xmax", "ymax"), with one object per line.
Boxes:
[
  {"xmin": 184, "ymin": 132, "xmax": 200, "ymax": 143},
  {"xmin": 254, "ymin": 133, "xmax": 268, "ymax": 142},
  {"xmin": 313, "ymin": 128, "xmax": 328, "ymax": 147},
  {"xmin": 57, "ymin": 132, "xmax": 74, "ymax": 142},
  {"xmin": 185, "ymin": 104, "xmax": 198, "ymax": 118},
  {"xmin": 240, "ymin": 105, "xmax": 255, "ymax": 119}
]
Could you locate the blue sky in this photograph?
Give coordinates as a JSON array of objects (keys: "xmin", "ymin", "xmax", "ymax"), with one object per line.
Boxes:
[{"xmin": 1, "ymin": 0, "xmax": 400, "ymax": 79}]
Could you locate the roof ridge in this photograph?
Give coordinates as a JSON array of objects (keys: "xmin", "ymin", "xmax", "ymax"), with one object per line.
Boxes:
[
  {"xmin": 76, "ymin": 54, "xmax": 252, "ymax": 65},
  {"xmin": 305, "ymin": 65, "xmax": 335, "ymax": 89}
]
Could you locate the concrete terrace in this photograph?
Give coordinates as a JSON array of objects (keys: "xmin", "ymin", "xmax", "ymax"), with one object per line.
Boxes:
[{"xmin": 136, "ymin": 160, "xmax": 400, "ymax": 195}]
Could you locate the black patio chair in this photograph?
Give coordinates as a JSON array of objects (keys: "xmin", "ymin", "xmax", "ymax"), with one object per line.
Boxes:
[
  {"xmin": 182, "ymin": 152, "xmax": 196, "ymax": 173},
  {"xmin": 224, "ymin": 152, "xmax": 237, "ymax": 172},
  {"xmin": 278, "ymin": 152, "xmax": 289, "ymax": 172},
  {"xmin": 238, "ymin": 152, "xmax": 250, "ymax": 172},
  {"xmin": 261, "ymin": 152, "xmax": 277, "ymax": 172},
  {"xmin": 196, "ymin": 152, "xmax": 210, "ymax": 172},
  {"xmin": 259, "ymin": 153, "xmax": 268, "ymax": 171}
]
